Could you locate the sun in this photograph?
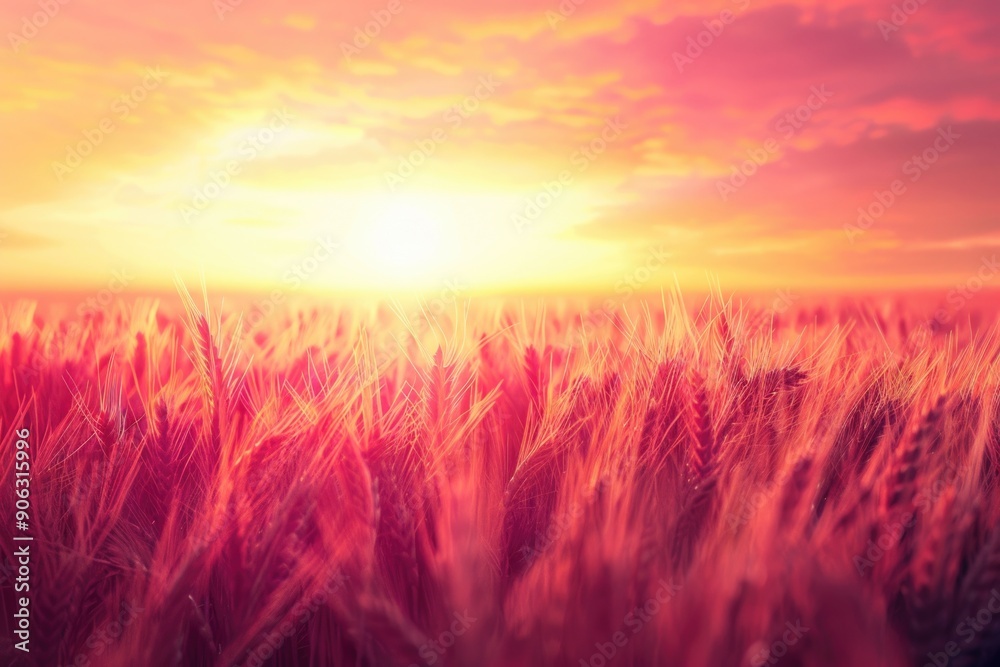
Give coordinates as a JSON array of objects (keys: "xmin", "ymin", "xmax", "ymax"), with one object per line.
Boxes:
[{"xmin": 354, "ymin": 193, "xmax": 458, "ymax": 286}]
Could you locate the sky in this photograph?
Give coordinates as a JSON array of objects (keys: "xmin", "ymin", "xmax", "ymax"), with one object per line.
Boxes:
[{"xmin": 0, "ymin": 0, "xmax": 998, "ymax": 296}]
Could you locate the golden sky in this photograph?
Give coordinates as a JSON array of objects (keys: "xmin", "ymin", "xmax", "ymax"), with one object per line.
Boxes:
[{"xmin": 1, "ymin": 0, "xmax": 998, "ymax": 295}]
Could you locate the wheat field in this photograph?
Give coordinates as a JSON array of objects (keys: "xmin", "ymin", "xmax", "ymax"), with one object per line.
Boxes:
[{"xmin": 2, "ymin": 290, "xmax": 1000, "ymax": 667}]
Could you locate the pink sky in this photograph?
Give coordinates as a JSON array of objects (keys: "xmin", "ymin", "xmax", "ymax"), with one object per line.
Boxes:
[{"xmin": 1, "ymin": 0, "xmax": 998, "ymax": 293}]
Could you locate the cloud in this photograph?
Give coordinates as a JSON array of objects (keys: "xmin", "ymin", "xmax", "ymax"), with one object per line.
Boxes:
[{"xmin": 0, "ymin": 0, "xmax": 998, "ymax": 291}]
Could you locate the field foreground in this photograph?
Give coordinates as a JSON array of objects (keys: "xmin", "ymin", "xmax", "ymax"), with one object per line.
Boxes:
[{"xmin": 2, "ymin": 293, "xmax": 1000, "ymax": 667}]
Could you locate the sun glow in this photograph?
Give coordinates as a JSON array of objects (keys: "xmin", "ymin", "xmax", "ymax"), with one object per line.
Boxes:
[{"xmin": 352, "ymin": 193, "xmax": 460, "ymax": 286}]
